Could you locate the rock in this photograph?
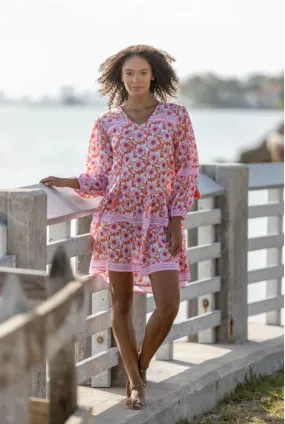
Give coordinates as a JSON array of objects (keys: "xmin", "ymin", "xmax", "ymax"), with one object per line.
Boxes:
[{"xmin": 238, "ymin": 122, "xmax": 284, "ymax": 163}]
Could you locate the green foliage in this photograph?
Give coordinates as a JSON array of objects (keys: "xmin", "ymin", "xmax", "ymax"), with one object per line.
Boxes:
[{"xmin": 179, "ymin": 72, "xmax": 284, "ymax": 109}]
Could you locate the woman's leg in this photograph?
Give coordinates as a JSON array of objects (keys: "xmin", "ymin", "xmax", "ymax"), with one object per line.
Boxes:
[
  {"xmin": 109, "ymin": 271, "xmax": 145, "ymax": 408},
  {"xmin": 138, "ymin": 270, "xmax": 180, "ymax": 372}
]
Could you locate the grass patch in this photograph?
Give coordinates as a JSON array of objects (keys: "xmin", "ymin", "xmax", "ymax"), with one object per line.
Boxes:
[{"xmin": 177, "ymin": 370, "xmax": 284, "ymax": 424}]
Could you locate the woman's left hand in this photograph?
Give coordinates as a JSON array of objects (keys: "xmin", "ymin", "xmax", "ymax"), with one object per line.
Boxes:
[{"xmin": 167, "ymin": 217, "xmax": 182, "ymax": 256}]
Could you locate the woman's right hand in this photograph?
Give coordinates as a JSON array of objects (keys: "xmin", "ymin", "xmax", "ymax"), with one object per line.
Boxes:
[{"xmin": 40, "ymin": 176, "xmax": 75, "ymax": 188}]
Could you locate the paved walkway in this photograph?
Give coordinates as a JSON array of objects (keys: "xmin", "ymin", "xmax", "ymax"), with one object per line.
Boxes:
[{"xmin": 78, "ymin": 323, "xmax": 284, "ymax": 424}]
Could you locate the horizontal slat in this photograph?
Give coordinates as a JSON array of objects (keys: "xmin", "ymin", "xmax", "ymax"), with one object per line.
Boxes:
[
  {"xmin": 0, "ymin": 255, "xmax": 16, "ymax": 268},
  {"xmin": 76, "ymin": 347, "xmax": 119, "ymax": 384},
  {"xmin": 248, "ymin": 163, "xmax": 284, "ymax": 190},
  {"xmin": 186, "ymin": 243, "xmax": 221, "ymax": 264},
  {"xmin": 147, "ymin": 277, "xmax": 221, "ymax": 313},
  {"xmin": 77, "ymin": 309, "xmax": 112, "ymax": 340},
  {"xmin": 248, "ymin": 234, "xmax": 284, "ymax": 251},
  {"xmin": 47, "ymin": 233, "xmax": 92, "ymax": 264},
  {"xmin": 249, "ymin": 202, "xmax": 284, "ymax": 219},
  {"xmin": 162, "ymin": 310, "xmax": 221, "ymax": 344},
  {"xmin": 248, "ymin": 295, "xmax": 284, "ymax": 316},
  {"xmin": 248, "ymin": 265, "xmax": 284, "ymax": 284},
  {"xmin": 184, "ymin": 209, "xmax": 221, "ymax": 230}
]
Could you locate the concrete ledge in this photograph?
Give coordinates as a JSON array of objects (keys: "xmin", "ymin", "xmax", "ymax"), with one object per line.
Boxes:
[{"xmin": 78, "ymin": 323, "xmax": 284, "ymax": 424}]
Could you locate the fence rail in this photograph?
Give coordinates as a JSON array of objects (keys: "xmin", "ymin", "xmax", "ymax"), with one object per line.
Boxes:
[
  {"xmin": 0, "ymin": 248, "xmax": 92, "ymax": 424},
  {"xmin": 0, "ymin": 162, "xmax": 284, "ymax": 409}
]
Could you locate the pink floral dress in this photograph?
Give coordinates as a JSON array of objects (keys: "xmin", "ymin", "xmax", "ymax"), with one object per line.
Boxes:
[{"xmin": 76, "ymin": 102, "xmax": 200, "ymax": 293}]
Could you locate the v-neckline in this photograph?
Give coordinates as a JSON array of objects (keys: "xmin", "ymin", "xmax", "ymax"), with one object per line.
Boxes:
[{"xmin": 119, "ymin": 102, "xmax": 161, "ymax": 127}]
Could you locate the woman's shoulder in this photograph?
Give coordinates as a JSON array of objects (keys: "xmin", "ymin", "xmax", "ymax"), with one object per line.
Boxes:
[
  {"xmin": 161, "ymin": 102, "xmax": 189, "ymax": 122},
  {"xmin": 162, "ymin": 102, "xmax": 188, "ymax": 115},
  {"xmin": 96, "ymin": 107, "xmax": 124, "ymax": 130}
]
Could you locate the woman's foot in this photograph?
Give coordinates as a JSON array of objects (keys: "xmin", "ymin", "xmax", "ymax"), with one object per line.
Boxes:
[{"xmin": 124, "ymin": 383, "xmax": 145, "ymax": 410}]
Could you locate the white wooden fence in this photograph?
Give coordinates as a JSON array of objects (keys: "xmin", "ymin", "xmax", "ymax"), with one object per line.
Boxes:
[
  {"xmin": 0, "ymin": 248, "xmax": 92, "ymax": 424},
  {"xmin": 0, "ymin": 163, "xmax": 283, "ymax": 398}
]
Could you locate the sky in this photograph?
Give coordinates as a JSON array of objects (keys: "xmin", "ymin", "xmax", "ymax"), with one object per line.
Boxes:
[{"xmin": 0, "ymin": 0, "xmax": 284, "ymax": 99}]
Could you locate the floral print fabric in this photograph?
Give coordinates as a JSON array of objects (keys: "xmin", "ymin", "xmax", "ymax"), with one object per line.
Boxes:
[{"xmin": 76, "ymin": 102, "xmax": 199, "ymax": 293}]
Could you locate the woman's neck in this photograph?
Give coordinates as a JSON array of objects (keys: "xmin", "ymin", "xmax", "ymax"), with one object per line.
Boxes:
[{"xmin": 123, "ymin": 94, "xmax": 158, "ymax": 110}]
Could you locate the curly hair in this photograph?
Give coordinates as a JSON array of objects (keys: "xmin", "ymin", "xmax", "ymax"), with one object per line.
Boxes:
[{"xmin": 98, "ymin": 45, "xmax": 179, "ymax": 109}]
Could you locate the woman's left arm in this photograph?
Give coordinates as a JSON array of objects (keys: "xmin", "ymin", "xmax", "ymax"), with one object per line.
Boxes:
[{"xmin": 169, "ymin": 105, "xmax": 200, "ymax": 220}]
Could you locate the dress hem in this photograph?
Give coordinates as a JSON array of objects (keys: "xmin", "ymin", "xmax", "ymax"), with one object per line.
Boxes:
[{"xmin": 89, "ymin": 260, "xmax": 190, "ymax": 293}]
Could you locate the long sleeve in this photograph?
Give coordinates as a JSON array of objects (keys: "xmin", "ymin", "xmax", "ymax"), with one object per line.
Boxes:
[
  {"xmin": 169, "ymin": 106, "xmax": 200, "ymax": 219},
  {"xmin": 76, "ymin": 117, "xmax": 113, "ymax": 198}
]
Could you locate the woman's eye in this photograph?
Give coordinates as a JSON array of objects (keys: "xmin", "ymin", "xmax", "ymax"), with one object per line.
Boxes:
[{"xmin": 141, "ymin": 72, "xmax": 147, "ymax": 76}]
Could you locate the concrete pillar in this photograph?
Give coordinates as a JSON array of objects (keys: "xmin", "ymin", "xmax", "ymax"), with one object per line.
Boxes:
[
  {"xmin": 266, "ymin": 188, "xmax": 283, "ymax": 325},
  {"xmin": 203, "ymin": 164, "xmax": 249, "ymax": 343},
  {"xmin": 7, "ymin": 188, "xmax": 47, "ymax": 397}
]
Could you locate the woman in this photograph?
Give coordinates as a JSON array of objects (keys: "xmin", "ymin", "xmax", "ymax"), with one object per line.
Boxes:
[{"xmin": 40, "ymin": 44, "xmax": 200, "ymax": 410}]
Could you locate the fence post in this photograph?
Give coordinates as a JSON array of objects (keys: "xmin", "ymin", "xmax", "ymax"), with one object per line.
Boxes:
[
  {"xmin": 75, "ymin": 216, "xmax": 92, "ymax": 385},
  {"xmin": 187, "ymin": 201, "xmax": 199, "ymax": 343},
  {"xmin": 111, "ymin": 293, "xmax": 146, "ymax": 386},
  {"xmin": 0, "ymin": 191, "xmax": 15, "ymax": 268},
  {"xmin": 266, "ymin": 188, "xmax": 283, "ymax": 325},
  {"xmin": 203, "ymin": 164, "xmax": 249, "ymax": 343},
  {"xmin": 47, "ymin": 247, "xmax": 77, "ymax": 424},
  {"xmin": 7, "ymin": 188, "xmax": 47, "ymax": 397},
  {"xmin": 0, "ymin": 274, "xmax": 30, "ymax": 424},
  {"xmin": 197, "ymin": 194, "xmax": 216, "ymax": 344}
]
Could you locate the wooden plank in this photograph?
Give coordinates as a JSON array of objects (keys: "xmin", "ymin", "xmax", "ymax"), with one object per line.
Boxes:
[
  {"xmin": 248, "ymin": 234, "xmax": 284, "ymax": 251},
  {"xmin": 248, "ymin": 265, "xmax": 284, "ymax": 284},
  {"xmin": 0, "ymin": 255, "xmax": 16, "ymax": 267},
  {"xmin": 249, "ymin": 202, "xmax": 284, "ymax": 219},
  {"xmin": 64, "ymin": 406, "xmax": 92, "ymax": 424},
  {"xmin": 29, "ymin": 398, "xmax": 49, "ymax": 424},
  {"xmin": 0, "ymin": 268, "xmax": 47, "ymax": 300},
  {"xmin": 186, "ymin": 242, "xmax": 221, "ymax": 264},
  {"xmin": 47, "ymin": 234, "xmax": 92, "ymax": 265},
  {"xmin": 184, "ymin": 209, "xmax": 221, "ymax": 230},
  {"xmin": 162, "ymin": 310, "xmax": 221, "ymax": 344},
  {"xmin": 0, "ymin": 275, "xmax": 30, "ymax": 424},
  {"xmin": 248, "ymin": 295, "xmax": 284, "ymax": 317},
  {"xmin": 7, "ymin": 188, "xmax": 47, "ymax": 398},
  {"xmin": 25, "ymin": 183, "xmax": 102, "ymax": 226},
  {"xmin": 91, "ymin": 289, "xmax": 112, "ymax": 387},
  {"xmin": 197, "ymin": 173, "xmax": 225, "ymax": 198},
  {"xmin": 77, "ymin": 309, "xmax": 112, "ymax": 340},
  {"xmin": 148, "ymin": 277, "xmax": 221, "ymax": 313},
  {"xmin": 29, "ymin": 400, "xmax": 92, "ymax": 424},
  {"xmin": 76, "ymin": 347, "xmax": 119, "ymax": 384},
  {"xmin": 47, "ymin": 247, "xmax": 81, "ymax": 424},
  {"xmin": 186, "ymin": 200, "xmax": 198, "ymax": 344},
  {"xmin": 75, "ymin": 216, "xmax": 92, "ymax": 377},
  {"xmin": 248, "ymin": 163, "xmax": 284, "ymax": 190}
]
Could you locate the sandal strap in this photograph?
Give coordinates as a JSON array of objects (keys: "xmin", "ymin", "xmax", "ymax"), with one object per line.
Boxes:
[{"xmin": 131, "ymin": 383, "xmax": 145, "ymax": 389}]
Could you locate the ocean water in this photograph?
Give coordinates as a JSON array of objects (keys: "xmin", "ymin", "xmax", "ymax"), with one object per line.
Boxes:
[{"xmin": 0, "ymin": 104, "xmax": 283, "ymax": 325}]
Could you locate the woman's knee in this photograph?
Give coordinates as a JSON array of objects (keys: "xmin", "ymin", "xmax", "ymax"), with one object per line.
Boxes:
[
  {"xmin": 112, "ymin": 296, "xmax": 133, "ymax": 316},
  {"xmin": 158, "ymin": 302, "xmax": 179, "ymax": 322}
]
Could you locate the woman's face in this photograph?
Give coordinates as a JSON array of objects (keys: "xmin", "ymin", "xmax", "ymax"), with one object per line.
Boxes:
[{"xmin": 121, "ymin": 55, "xmax": 153, "ymax": 98}]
